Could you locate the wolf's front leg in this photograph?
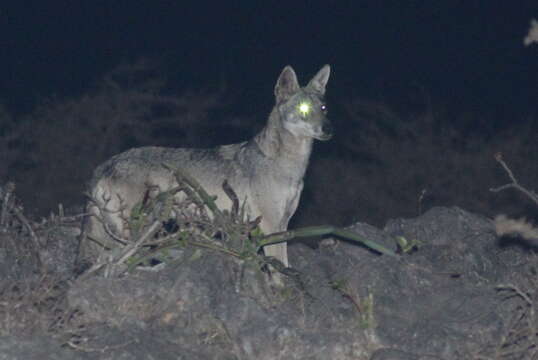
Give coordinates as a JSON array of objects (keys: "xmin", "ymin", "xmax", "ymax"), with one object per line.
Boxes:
[
  {"xmin": 263, "ymin": 243, "xmax": 289, "ymax": 268},
  {"xmin": 258, "ymin": 218, "xmax": 289, "ymax": 286}
]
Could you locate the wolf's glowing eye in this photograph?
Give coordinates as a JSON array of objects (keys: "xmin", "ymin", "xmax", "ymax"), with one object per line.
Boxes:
[{"xmin": 298, "ymin": 102, "xmax": 311, "ymax": 116}]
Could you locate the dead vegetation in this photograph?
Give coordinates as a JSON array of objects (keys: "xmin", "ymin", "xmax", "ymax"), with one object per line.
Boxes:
[
  {"xmin": 0, "ymin": 182, "xmax": 79, "ymax": 338},
  {"xmin": 0, "ymin": 156, "xmax": 537, "ymax": 358},
  {"xmin": 79, "ymin": 165, "xmax": 396, "ymax": 282},
  {"xmin": 492, "ymin": 152, "xmax": 538, "ymax": 243},
  {"xmin": 474, "ymin": 154, "xmax": 538, "ymax": 360}
]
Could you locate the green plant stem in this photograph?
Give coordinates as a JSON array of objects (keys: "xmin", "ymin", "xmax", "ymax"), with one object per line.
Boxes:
[{"xmin": 259, "ymin": 225, "xmax": 398, "ymax": 257}]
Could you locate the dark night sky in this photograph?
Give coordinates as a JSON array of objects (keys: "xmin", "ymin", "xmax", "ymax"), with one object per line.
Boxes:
[{"xmin": 0, "ymin": 1, "xmax": 536, "ymax": 118}]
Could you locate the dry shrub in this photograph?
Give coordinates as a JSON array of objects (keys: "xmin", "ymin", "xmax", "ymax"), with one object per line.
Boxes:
[
  {"xmin": 0, "ymin": 60, "xmax": 237, "ymax": 215},
  {"xmin": 0, "ymin": 183, "xmax": 76, "ymax": 337},
  {"xmin": 0, "ymin": 275, "xmax": 70, "ymax": 336}
]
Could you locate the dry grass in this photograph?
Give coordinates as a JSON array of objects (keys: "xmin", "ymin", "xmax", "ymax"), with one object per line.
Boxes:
[{"xmin": 0, "ymin": 183, "xmax": 77, "ymax": 337}]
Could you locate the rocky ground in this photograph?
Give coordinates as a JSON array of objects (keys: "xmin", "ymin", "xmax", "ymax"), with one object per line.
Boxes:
[{"xmin": 0, "ymin": 203, "xmax": 536, "ymax": 359}]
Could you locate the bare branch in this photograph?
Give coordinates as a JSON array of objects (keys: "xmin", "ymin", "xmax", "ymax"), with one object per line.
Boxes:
[
  {"xmin": 12, "ymin": 205, "xmax": 42, "ymax": 249},
  {"xmin": 490, "ymin": 152, "xmax": 538, "ymax": 206},
  {"xmin": 222, "ymin": 180, "xmax": 239, "ymax": 218}
]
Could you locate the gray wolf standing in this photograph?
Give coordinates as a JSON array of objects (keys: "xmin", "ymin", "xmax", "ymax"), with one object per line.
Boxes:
[{"xmin": 80, "ymin": 64, "xmax": 332, "ymax": 270}]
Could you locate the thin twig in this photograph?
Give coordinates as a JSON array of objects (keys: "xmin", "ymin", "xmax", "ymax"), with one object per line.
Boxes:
[
  {"xmin": 116, "ymin": 220, "xmax": 162, "ymax": 267},
  {"xmin": 12, "ymin": 205, "xmax": 42, "ymax": 249},
  {"xmin": 222, "ymin": 180, "xmax": 239, "ymax": 218},
  {"xmin": 86, "ymin": 196, "xmax": 129, "ymax": 246},
  {"xmin": 490, "ymin": 152, "xmax": 538, "ymax": 206}
]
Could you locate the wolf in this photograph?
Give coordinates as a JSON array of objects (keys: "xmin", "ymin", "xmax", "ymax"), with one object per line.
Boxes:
[{"xmin": 80, "ymin": 64, "xmax": 332, "ymax": 270}]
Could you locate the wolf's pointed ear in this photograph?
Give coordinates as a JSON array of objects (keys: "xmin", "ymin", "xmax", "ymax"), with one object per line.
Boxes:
[
  {"xmin": 306, "ymin": 65, "xmax": 331, "ymax": 95},
  {"xmin": 275, "ymin": 66, "xmax": 300, "ymax": 103}
]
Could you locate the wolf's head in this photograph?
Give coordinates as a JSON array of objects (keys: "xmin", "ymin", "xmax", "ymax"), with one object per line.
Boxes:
[{"xmin": 274, "ymin": 65, "xmax": 332, "ymax": 141}]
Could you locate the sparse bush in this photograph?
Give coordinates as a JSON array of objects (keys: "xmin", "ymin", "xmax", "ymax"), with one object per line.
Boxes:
[
  {"xmin": 0, "ymin": 60, "xmax": 245, "ymax": 215},
  {"xmin": 0, "ymin": 183, "xmax": 78, "ymax": 337},
  {"xmin": 296, "ymin": 97, "xmax": 538, "ymax": 228}
]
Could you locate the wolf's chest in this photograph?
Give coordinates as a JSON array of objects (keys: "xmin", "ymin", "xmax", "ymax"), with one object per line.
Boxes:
[{"xmin": 261, "ymin": 171, "xmax": 303, "ymax": 214}]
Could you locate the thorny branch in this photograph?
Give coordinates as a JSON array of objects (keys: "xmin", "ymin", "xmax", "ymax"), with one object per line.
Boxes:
[
  {"xmin": 490, "ymin": 152, "xmax": 538, "ymax": 206},
  {"xmin": 0, "ymin": 182, "xmax": 43, "ymax": 268},
  {"xmin": 490, "ymin": 152, "xmax": 538, "ymax": 242},
  {"xmin": 86, "ymin": 194, "xmax": 129, "ymax": 246},
  {"xmin": 79, "ymin": 166, "xmax": 261, "ymax": 279},
  {"xmin": 487, "ymin": 284, "xmax": 538, "ymax": 359},
  {"xmin": 79, "ymin": 166, "xmax": 397, "ymax": 280},
  {"xmin": 0, "ymin": 182, "xmax": 86, "ymax": 276}
]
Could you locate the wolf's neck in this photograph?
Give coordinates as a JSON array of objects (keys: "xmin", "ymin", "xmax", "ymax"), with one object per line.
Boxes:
[{"xmin": 253, "ymin": 108, "xmax": 313, "ymax": 172}]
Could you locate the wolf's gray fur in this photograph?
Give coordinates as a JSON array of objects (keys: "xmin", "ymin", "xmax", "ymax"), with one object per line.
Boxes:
[{"xmin": 80, "ymin": 65, "xmax": 332, "ymax": 269}]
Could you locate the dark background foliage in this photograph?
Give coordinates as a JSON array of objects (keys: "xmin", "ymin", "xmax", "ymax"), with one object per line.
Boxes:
[{"xmin": 0, "ymin": 2, "xmax": 536, "ymax": 227}]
